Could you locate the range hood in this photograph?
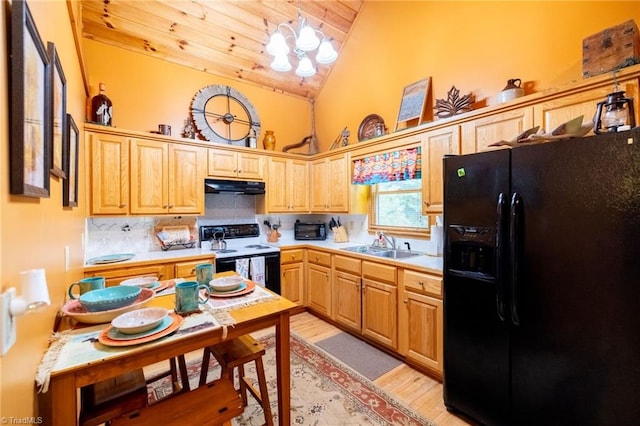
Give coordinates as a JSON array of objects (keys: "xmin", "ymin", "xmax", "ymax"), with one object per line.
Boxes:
[{"xmin": 204, "ymin": 179, "xmax": 265, "ymax": 194}]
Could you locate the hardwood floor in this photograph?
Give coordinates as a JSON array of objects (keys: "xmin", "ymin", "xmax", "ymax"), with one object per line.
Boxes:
[
  {"xmin": 157, "ymin": 311, "xmax": 473, "ymax": 425},
  {"xmin": 284, "ymin": 311, "xmax": 472, "ymax": 426}
]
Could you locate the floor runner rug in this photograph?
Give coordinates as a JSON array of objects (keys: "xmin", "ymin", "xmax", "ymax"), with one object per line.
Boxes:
[
  {"xmin": 148, "ymin": 332, "xmax": 435, "ymax": 425},
  {"xmin": 315, "ymin": 332, "xmax": 403, "ymax": 381}
]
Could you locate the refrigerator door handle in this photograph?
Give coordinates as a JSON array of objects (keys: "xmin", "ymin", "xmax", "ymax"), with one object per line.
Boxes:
[
  {"xmin": 510, "ymin": 192, "xmax": 522, "ymax": 326},
  {"xmin": 495, "ymin": 192, "xmax": 506, "ymax": 322}
]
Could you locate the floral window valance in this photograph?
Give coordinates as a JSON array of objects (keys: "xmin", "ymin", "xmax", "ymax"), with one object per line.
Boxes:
[{"xmin": 352, "ymin": 147, "xmax": 421, "ymax": 185}]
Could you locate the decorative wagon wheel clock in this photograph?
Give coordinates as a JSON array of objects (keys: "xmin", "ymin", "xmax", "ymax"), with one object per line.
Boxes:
[{"xmin": 190, "ymin": 85, "xmax": 261, "ymax": 145}]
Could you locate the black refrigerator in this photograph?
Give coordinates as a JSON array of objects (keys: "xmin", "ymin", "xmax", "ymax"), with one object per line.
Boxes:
[{"xmin": 442, "ymin": 128, "xmax": 640, "ymax": 426}]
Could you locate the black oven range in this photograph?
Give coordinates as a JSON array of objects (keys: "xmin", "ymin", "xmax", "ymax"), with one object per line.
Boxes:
[{"xmin": 199, "ymin": 223, "xmax": 281, "ymax": 294}]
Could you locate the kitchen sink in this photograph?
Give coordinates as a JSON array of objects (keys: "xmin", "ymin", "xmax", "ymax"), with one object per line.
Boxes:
[{"xmin": 340, "ymin": 245, "xmax": 422, "ymax": 259}]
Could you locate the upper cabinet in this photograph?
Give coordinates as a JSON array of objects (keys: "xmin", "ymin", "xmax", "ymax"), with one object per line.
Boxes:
[
  {"xmin": 87, "ymin": 128, "xmax": 206, "ymax": 216},
  {"xmin": 310, "ymin": 154, "xmax": 349, "ymax": 213},
  {"xmin": 88, "ymin": 132, "xmax": 129, "ymax": 215},
  {"xmin": 263, "ymin": 156, "xmax": 309, "ymax": 213},
  {"xmin": 461, "ymin": 107, "xmax": 534, "ymax": 154},
  {"xmin": 422, "ymin": 127, "xmax": 459, "ymax": 215},
  {"xmin": 207, "ymin": 148, "xmax": 264, "ymax": 181}
]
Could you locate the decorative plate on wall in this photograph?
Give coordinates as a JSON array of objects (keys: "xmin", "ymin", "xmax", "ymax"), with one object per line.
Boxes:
[
  {"xmin": 358, "ymin": 113, "xmax": 386, "ymax": 141},
  {"xmin": 191, "ymin": 85, "xmax": 261, "ymax": 145}
]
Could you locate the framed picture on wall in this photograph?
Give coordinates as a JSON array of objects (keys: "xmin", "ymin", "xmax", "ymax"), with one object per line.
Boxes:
[
  {"xmin": 48, "ymin": 41, "xmax": 67, "ymax": 179},
  {"xmin": 63, "ymin": 114, "xmax": 79, "ymax": 207},
  {"xmin": 10, "ymin": 0, "xmax": 51, "ymax": 197}
]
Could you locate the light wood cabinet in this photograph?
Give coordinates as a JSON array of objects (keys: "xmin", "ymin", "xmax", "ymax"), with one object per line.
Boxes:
[
  {"xmin": 332, "ymin": 254, "xmax": 362, "ymax": 332},
  {"xmin": 280, "ymin": 249, "xmax": 304, "ymax": 305},
  {"xmin": 84, "ymin": 256, "xmax": 215, "ymax": 287},
  {"xmin": 306, "ymin": 249, "xmax": 332, "ymax": 316},
  {"xmin": 265, "ymin": 157, "xmax": 309, "ymax": 212},
  {"xmin": 362, "ymin": 261, "xmax": 398, "ymax": 349},
  {"xmin": 130, "ymin": 139, "xmax": 205, "ymax": 215},
  {"xmin": 398, "ymin": 269, "xmax": 443, "ymax": 377},
  {"xmin": 533, "ymin": 78, "xmax": 639, "ymax": 133},
  {"xmin": 310, "ymin": 154, "xmax": 349, "ymax": 212},
  {"xmin": 461, "ymin": 107, "xmax": 534, "ymax": 154},
  {"xmin": 422, "ymin": 126, "xmax": 460, "ymax": 215},
  {"xmin": 88, "ymin": 132, "xmax": 130, "ymax": 215},
  {"xmin": 208, "ymin": 148, "xmax": 264, "ymax": 181}
]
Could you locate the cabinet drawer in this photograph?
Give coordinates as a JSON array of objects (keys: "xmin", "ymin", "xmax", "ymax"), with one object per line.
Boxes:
[
  {"xmin": 334, "ymin": 254, "xmax": 361, "ymax": 274},
  {"xmin": 281, "ymin": 249, "xmax": 304, "ymax": 264},
  {"xmin": 308, "ymin": 249, "xmax": 331, "ymax": 267},
  {"xmin": 85, "ymin": 265, "xmax": 170, "ymax": 287},
  {"xmin": 175, "ymin": 260, "xmax": 213, "ymax": 280},
  {"xmin": 404, "ymin": 270, "xmax": 442, "ymax": 298},
  {"xmin": 362, "ymin": 261, "xmax": 396, "ymax": 284}
]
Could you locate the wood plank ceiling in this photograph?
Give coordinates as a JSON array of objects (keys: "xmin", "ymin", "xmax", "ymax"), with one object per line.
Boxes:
[{"xmin": 80, "ymin": 0, "xmax": 364, "ymax": 99}]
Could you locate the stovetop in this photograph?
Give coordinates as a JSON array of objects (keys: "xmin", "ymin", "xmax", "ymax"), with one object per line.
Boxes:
[{"xmin": 199, "ymin": 223, "xmax": 279, "ymax": 258}]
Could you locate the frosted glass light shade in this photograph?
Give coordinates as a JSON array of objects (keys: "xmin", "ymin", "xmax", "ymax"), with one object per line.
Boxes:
[
  {"xmin": 271, "ymin": 53, "xmax": 292, "ymax": 72},
  {"xmin": 315, "ymin": 40, "xmax": 338, "ymax": 64},
  {"xmin": 296, "ymin": 25, "xmax": 320, "ymax": 51},
  {"xmin": 267, "ymin": 32, "xmax": 289, "ymax": 56},
  {"xmin": 295, "ymin": 56, "xmax": 316, "ymax": 77}
]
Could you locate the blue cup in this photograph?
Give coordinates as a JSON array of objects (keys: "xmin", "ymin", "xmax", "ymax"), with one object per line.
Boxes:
[
  {"xmin": 195, "ymin": 263, "xmax": 214, "ymax": 287},
  {"xmin": 68, "ymin": 276, "xmax": 105, "ymax": 300},
  {"xmin": 175, "ymin": 281, "xmax": 210, "ymax": 314}
]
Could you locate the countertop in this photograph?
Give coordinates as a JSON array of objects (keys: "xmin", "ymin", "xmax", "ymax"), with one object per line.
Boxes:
[{"xmin": 84, "ymin": 238, "xmax": 443, "ymax": 275}]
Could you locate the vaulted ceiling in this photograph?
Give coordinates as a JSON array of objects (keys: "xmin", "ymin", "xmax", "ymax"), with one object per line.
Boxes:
[{"xmin": 80, "ymin": 0, "xmax": 365, "ymax": 99}]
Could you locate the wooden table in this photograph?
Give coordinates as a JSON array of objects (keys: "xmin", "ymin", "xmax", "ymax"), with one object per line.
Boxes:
[{"xmin": 40, "ymin": 281, "xmax": 296, "ymax": 426}]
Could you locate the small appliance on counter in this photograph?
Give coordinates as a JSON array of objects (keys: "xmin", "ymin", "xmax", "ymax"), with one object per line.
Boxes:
[{"xmin": 294, "ymin": 220, "xmax": 327, "ymax": 240}]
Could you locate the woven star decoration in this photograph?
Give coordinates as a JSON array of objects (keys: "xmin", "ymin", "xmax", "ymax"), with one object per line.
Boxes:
[{"xmin": 434, "ymin": 86, "xmax": 473, "ymax": 119}]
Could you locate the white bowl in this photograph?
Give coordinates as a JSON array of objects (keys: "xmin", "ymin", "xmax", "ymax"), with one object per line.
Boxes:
[
  {"xmin": 111, "ymin": 307, "xmax": 169, "ymax": 334},
  {"xmin": 209, "ymin": 276, "xmax": 244, "ymax": 292},
  {"xmin": 120, "ymin": 276, "xmax": 158, "ymax": 288}
]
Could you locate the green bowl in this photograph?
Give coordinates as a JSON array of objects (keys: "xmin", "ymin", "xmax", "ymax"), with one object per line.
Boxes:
[{"xmin": 79, "ymin": 286, "xmax": 142, "ymax": 312}]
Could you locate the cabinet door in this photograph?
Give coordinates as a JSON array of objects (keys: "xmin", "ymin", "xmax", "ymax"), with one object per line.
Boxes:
[
  {"xmin": 89, "ymin": 132, "xmax": 129, "ymax": 215},
  {"xmin": 333, "ymin": 271, "xmax": 361, "ymax": 331},
  {"xmin": 266, "ymin": 157, "xmax": 289, "ymax": 212},
  {"xmin": 310, "ymin": 158, "xmax": 328, "ymax": 211},
  {"xmin": 288, "ymin": 159, "xmax": 309, "ymax": 212},
  {"xmin": 168, "ymin": 144, "xmax": 204, "ymax": 214},
  {"xmin": 422, "ymin": 127, "xmax": 459, "ymax": 215},
  {"xmin": 461, "ymin": 107, "xmax": 534, "ymax": 154},
  {"xmin": 130, "ymin": 139, "xmax": 168, "ymax": 214},
  {"xmin": 402, "ymin": 290, "xmax": 443, "ymax": 375},
  {"xmin": 281, "ymin": 262, "xmax": 304, "ymax": 305},
  {"xmin": 533, "ymin": 78, "xmax": 639, "ymax": 133},
  {"xmin": 307, "ymin": 264, "xmax": 331, "ymax": 317},
  {"xmin": 362, "ymin": 278, "xmax": 398, "ymax": 349},
  {"xmin": 208, "ymin": 148, "xmax": 238, "ymax": 178},
  {"xmin": 237, "ymin": 152, "xmax": 264, "ymax": 180},
  {"xmin": 327, "ymin": 155, "xmax": 349, "ymax": 212}
]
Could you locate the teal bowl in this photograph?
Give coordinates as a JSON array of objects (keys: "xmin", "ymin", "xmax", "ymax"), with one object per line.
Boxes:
[{"xmin": 79, "ymin": 286, "xmax": 142, "ymax": 312}]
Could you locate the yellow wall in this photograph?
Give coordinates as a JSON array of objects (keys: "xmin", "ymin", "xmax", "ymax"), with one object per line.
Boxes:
[
  {"xmin": 315, "ymin": 1, "xmax": 640, "ymax": 150},
  {"xmin": 1, "ymin": 0, "xmax": 87, "ymax": 420},
  {"xmin": 82, "ymin": 40, "xmax": 313, "ymax": 152}
]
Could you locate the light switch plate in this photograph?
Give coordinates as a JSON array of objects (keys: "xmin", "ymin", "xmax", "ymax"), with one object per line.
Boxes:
[{"xmin": 0, "ymin": 288, "xmax": 17, "ymax": 356}]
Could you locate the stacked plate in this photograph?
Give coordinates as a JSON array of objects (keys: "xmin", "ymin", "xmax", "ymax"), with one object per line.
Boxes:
[{"xmin": 62, "ymin": 288, "xmax": 155, "ymax": 324}]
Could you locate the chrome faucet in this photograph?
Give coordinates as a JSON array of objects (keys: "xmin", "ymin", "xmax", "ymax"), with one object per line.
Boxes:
[{"xmin": 380, "ymin": 232, "xmax": 397, "ymax": 250}]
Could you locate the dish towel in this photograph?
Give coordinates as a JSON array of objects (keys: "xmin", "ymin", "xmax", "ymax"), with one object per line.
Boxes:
[
  {"xmin": 250, "ymin": 256, "xmax": 266, "ymax": 287},
  {"xmin": 235, "ymin": 258, "xmax": 250, "ymax": 279}
]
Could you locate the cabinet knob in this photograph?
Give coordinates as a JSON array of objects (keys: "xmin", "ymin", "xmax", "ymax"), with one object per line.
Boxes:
[
  {"xmin": 119, "ymin": 203, "xmax": 127, "ymax": 208},
  {"xmin": 419, "ymin": 281, "xmax": 425, "ymax": 287},
  {"xmin": 423, "ymin": 201, "xmax": 430, "ymax": 206},
  {"xmin": 169, "ymin": 204, "xmax": 175, "ymax": 209},
  {"xmin": 403, "ymin": 299, "xmax": 408, "ymax": 304},
  {"xmin": 163, "ymin": 204, "xmax": 168, "ymax": 208},
  {"xmin": 237, "ymin": 170, "xmax": 242, "ymax": 173}
]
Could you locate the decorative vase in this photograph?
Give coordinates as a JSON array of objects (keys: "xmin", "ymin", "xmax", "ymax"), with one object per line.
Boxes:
[{"xmin": 263, "ymin": 130, "xmax": 276, "ymax": 150}]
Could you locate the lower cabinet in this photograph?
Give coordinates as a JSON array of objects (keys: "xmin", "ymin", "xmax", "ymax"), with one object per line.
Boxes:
[
  {"xmin": 362, "ymin": 261, "xmax": 398, "ymax": 350},
  {"xmin": 84, "ymin": 256, "xmax": 215, "ymax": 287},
  {"xmin": 306, "ymin": 250, "xmax": 332, "ymax": 317},
  {"xmin": 280, "ymin": 249, "xmax": 305, "ymax": 305},
  {"xmin": 398, "ymin": 269, "xmax": 443, "ymax": 378},
  {"xmin": 332, "ymin": 255, "xmax": 362, "ymax": 332}
]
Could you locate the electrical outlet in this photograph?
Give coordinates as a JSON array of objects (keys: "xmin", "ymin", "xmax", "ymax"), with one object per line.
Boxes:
[
  {"xmin": 0, "ymin": 288, "xmax": 17, "ymax": 356},
  {"xmin": 64, "ymin": 246, "xmax": 70, "ymax": 272}
]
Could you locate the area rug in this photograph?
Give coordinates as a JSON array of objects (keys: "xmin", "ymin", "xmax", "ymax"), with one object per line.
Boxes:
[
  {"xmin": 148, "ymin": 333, "xmax": 435, "ymax": 426},
  {"xmin": 315, "ymin": 332, "xmax": 403, "ymax": 381}
]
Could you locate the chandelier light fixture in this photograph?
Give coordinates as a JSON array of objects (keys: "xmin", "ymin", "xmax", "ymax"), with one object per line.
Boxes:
[{"xmin": 266, "ymin": 9, "xmax": 338, "ymax": 78}]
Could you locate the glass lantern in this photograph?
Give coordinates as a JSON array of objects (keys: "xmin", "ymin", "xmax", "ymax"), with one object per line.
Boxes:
[{"xmin": 593, "ymin": 90, "xmax": 636, "ymax": 134}]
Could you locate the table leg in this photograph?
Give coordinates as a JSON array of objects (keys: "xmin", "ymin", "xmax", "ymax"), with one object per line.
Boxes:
[
  {"xmin": 47, "ymin": 374, "xmax": 77, "ymax": 425},
  {"xmin": 275, "ymin": 311, "xmax": 291, "ymax": 426}
]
